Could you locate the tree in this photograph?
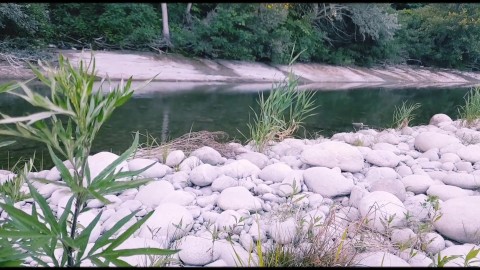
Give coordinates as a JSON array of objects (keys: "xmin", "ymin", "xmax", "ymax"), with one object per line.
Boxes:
[{"xmin": 161, "ymin": 3, "xmax": 172, "ymax": 48}]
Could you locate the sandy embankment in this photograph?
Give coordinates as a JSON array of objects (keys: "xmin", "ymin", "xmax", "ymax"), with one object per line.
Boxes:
[{"xmin": 2, "ymin": 49, "xmax": 480, "ymax": 92}]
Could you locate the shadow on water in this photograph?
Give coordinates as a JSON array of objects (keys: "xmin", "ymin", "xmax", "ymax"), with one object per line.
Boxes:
[{"xmin": 0, "ymin": 82, "xmax": 472, "ymax": 170}]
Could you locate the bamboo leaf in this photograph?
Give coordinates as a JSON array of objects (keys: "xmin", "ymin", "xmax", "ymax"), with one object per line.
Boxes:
[
  {"xmin": 104, "ymin": 211, "xmax": 153, "ymax": 252},
  {"xmin": 0, "ymin": 202, "xmax": 51, "ymax": 234}
]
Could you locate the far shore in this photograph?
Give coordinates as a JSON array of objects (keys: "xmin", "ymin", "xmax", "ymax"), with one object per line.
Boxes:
[{"xmin": 1, "ymin": 49, "xmax": 480, "ymax": 91}]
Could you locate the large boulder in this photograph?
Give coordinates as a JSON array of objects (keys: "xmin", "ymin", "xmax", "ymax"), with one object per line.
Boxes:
[
  {"xmin": 178, "ymin": 235, "xmax": 220, "ymax": 266},
  {"xmin": 353, "ymin": 252, "xmax": 410, "ymax": 267},
  {"xmin": 134, "ymin": 180, "xmax": 174, "ymax": 208},
  {"xmin": 414, "ymin": 132, "xmax": 460, "ymax": 152},
  {"xmin": 236, "ymin": 152, "xmax": 269, "ymax": 169},
  {"xmin": 358, "ymin": 191, "xmax": 407, "ymax": 233},
  {"xmin": 426, "ymin": 185, "xmax": 475, "ymax": 201},
  {"xmin": 86, "ymin": 152, "xmax": 128, "ymax": 180},
  {"xmin": 189, "ymin": 164, "xmax": 219, "ymax": 187},
  {"xmin": 400, "ymin": 174, "xmax": 435, "ymax": 194},
  {"xmin": 457, "ymin": 145, "xmax": 480, "ymax": 163},
  {"xmin": 364, "ymin": 167, "xmax": 399, "ymax": 184},
  {"xmin": 434, "ymin": 196, "xmax": 480, "ymax": 244},
  {"xmin": 442, "ymin": 172, "xmax": 480, "ymax": 189},
  {"xmin": 300, "ymin": 141, "xmax": 364, "ymax": 172},
  {"xmin": 220, "ymin": 160, "xmax": 260, "ymax": 179},
  {"xmin": 303, "ymin": 167, "xmax": 354, "ymax": 198},
  {"xmin": 429, "ymin": 114, "xmax": 453, "ymax": 126}
]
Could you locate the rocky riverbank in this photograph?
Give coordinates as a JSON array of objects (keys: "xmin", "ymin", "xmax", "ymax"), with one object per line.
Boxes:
[
  {"xmin": 2, "ymin": 113, "xmax": 480, "ymax": 266},
  {"xmin": 2, "ymin": 50, "xmax": 480, "ymax": 91}
]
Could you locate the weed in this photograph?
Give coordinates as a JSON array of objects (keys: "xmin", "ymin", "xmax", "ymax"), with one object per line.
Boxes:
[
  {"xmin": 392, "ymin": 100, "xmax": 421, "ymax": 129},
  {"xmin": 458, "ymin": 86, "xmax": 480, "ymax": 127}
]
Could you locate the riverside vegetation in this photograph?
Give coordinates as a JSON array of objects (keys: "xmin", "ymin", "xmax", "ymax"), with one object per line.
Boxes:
[{"xmin": 1, "ymin": 55, "xmax": 480, "ymax": 267}]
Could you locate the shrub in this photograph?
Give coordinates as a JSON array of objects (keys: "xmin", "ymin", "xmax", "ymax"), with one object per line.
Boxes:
[
  {"xmin": 0, "ymin": 54, "xmax": 177, "ymax": 266},
  {"xmin": 458, "ymin": 87, "xmax": 480, "ymax": 126}
]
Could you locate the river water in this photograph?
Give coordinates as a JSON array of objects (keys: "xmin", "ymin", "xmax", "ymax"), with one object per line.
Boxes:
[{"xmin": 0, "ymin": 83, "xmax": 473, "ymax": 170}]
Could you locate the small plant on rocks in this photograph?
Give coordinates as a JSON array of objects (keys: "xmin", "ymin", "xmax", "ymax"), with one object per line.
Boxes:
[{"xmin": 458, "ymin": 86, "xmax": 480, "ymax": 127}]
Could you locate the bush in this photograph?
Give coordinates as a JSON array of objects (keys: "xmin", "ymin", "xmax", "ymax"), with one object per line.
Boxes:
[{"xmin": 0, "ymin": 54, "xmax": 177, "ymax": 266}]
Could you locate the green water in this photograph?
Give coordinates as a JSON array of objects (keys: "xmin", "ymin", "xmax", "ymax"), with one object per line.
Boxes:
[{"xmin": 0, "ymin": 85, "xmax": 472, "ymax": 170}]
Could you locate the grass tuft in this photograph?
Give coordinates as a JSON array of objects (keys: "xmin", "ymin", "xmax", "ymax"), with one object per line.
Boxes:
[
  {"xmin": 392, "ymin": 100, "xmax": 421, "ymax": 129},
  {"xmin": 458, "ymin": 86, "xmax": 480, "ymax": 127}
]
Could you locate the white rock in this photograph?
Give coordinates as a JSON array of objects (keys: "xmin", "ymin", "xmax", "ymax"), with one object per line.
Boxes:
[
  {"xmin": 365, "ymin": 150, "xmax": 400, "ymax": 167},
  {"xmin": 414, "ymin": 132, "xmax": 460, "ymax": 152},
  {"xmin": 277, "ymin": 171, "xmax": 302, "ymax": 197},
  {"xmin": 391, "ymin": 228, "xmax": 416, "ymax": 245},
  {"xmin": 364, "ymin": 167, "xmax": 398, "ymax": 184},
  {"xmin": 303, "ymin": 167, "xmax": 354, "ymax": 198},
  {"xmin": 86, "ymin": 152, "xmax": 128, "ymax": 181},
  {"xmin": 258, "ymin": 163, "xmax": 293, "ymax": 183},
  {"xmin": 139, "ymin": 203, "xmax": 193, "ymax": 242},
  {"xmin": 38, "ymin": 183, "xmax": 60, "ymax": 198},
  {"xmin": 426, "ymin": 185, "xmax": 475, "ymax": 201},
  {"xmin": 179, "ymin": 156, "xmax": 203, "ymax": 172},
  {"xmin": 419, "ymin": 148, "xmax": 440, "ymax": 161},
  {"xmin": 215, "ymin": 209, "xmax": 245, "ymax": 231},
  {"xmin": 165, "ymin": 150, "xmax": 185, "ymax": 167},
  {"xmin": 45, "ymin": 167, "xmax": 61, "ymax": 181},
  {"xmin": 268, "ymin": 217, "xmax": 297, "ymax": 245},
  {"xmin": 103, "ymin": 208, "xmax": 136, "ymax": 232},
  {"xmin": 119, "ymin": 199, "xmax": 143, "ymax": 212},
  {"xmin": 178, "ymin": 235, "xmax": 220, "ymax": 265},
  {"xmin": 457, "ymin": 144, "xmax": 480, "ymax": 163},
  {"xmin": 300, "ymin": 141, "xmax": 364, "ymax": 172},
  {"xmin": 217, "ymin": 240, "xmax": 258, "ymax": 266},
  {"xmin": 401, "ymin": 174, "xmax": 435, "ymax": 194},
  {"xmin": 134, "ymin": 180, "xmax": 174, "ymax": 208},
  {"xmin": 358, "ymin": 191, "xmax": 406, "ymax": 233},
  {"xmin": 236, "ymin": 152, "xmax": 269, "ymax": 169},
  {"xmin": 190, "ymin": 164, "xmax": 218, "ymax": 187},
  {"xmin": 191, "ymin": 146, "xmax": 224, "ymax": 165},
  {"xmin": 128, "ymin": 158, "xmax": 170, "ymax": 178},
  {"xmin": 353, "ymin": 252, "xmax": 410, "ymax": 267},
  {"xmin": 205, "ymin": 259, "xmax": 228, "ymax": 267},
  {"xmin": 196, "ymin": 194, "xmax": 218, "ymax": 208},
  {"xmin": 211, "ymin": 175, "xmax": 238, "ymax": 192},
  {"xmin": 423, "ymin": 232, "xmax": 445, "ymax": 254},
  {"xmin": 396, "ymin": 165, "xmax": 413, "ymax": 177},
  {"xmin": 217, "ymin": 186, "xmax": 262, "ymax": 211},
  {"xmin": 434, "ymin": 196, "xmax": 480, "ymax": 244},
  {"xmin": 440, "ymin": 152, "xmax": 461, "ymax": 163},
  {"xmin": 455, "ymin": 161, "xmax": 473, "ymax": 172},
  {"xmin": 115, "ymin": 237, "xmax": 164, "ymax": 266},
  {"xmin": 429, "ymin": 114, "xmax": 452, "ymax": 126},
  {"xmin": 433, "ymin": 244, "xmax": 480, "ymax": 266},
  {"xmin": 372, "ymin": 142, "xmax": 399, "ymax": 153},
  {"xmin": 161, "ymin": 190, "xmax": 195, "ymax": 206},
  {"xmin": 49, "ymin": 188, "xmax": 72, "ymax": 206},
  {"xmin": 403, "ymin": 194, "xmax": 431, "ymax": 222},
  {"xmin": 442, "ymin": 172, "xmax": 480, "ymax": 189},
  {"xmin": 370, "ymin": 179, "xmax": 406, "ymax": 202},
  {"xmin": 220, "ymin": 159, "xmax": 260, "ymax": 179}
]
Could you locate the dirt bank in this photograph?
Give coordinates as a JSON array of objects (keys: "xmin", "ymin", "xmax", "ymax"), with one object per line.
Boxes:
[{"xmin": 2, "ymin": 49, "xmax": 480, "ymax": 90}]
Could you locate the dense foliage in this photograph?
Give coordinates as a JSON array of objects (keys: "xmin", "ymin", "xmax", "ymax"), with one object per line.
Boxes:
[{"xmin": 1, "ymin": 3, "xmax": 480, "ymax": 70}]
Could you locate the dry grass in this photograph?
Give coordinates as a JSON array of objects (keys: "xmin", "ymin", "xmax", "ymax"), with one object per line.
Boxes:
[{"xmin": 135, "ymin": 130, "xmax": 238, "ymax": 160}]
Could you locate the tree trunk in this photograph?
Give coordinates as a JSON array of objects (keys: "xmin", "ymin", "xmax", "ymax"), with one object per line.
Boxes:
[
  {"xmin": 185, "ymin": 3, "xmax": 192, "ymax": 26},
  {"xmin": 161, "ymin": 3, "xmax": 172, "ymax": 48}
]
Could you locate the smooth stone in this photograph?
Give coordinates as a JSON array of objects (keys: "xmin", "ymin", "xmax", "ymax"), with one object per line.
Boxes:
[
  {"xmin": 217, "ymin": 186, "xmax": 262, "ymax": 211},
  {"xmin": 215, "ymin": 209, "xmax": 245, "ymax": 232},
  {"xmin": 457, "ymin": 144, "xmax": 480, "ymax": 163},
  {"xmin": 414, "ymin": 132, "xmax": 460, "ymax": 152},
  {"xmin": 134, "ymin": 180, "xmax": 174, "ymax": 208},
  {"xmin": 139, "ymin": 203, "xmax": 194, "ymax": 242},
  {"xmin": 196, "ymin": 194, "xmax": 218, "ymax": 208},
  {"xmin": 400, "ymin": 249, "xmax": 433, "ymax": 266},
  {"xmin": 115, "ymin": 237, "xmax": 164, "ymax": 266},
  {"xmin": 401, "ymin": 174, "xmax": 434, "ymax": 194},
  {"xmin": 86, "ymin": 151, "xmax": 128, "ymax": 180},
  {"xmin": 358, "ymin": 191, "xmax": 406, "ymax": 233},
  {"xmin": 190, "ymin": 164, "xmax": 219, "ymax": 187},
  {"xmin": 118, "ymin": 199, "xmax": 143, "ymax": 212},
  {"xmin": 217, "ymin": 240, "xmax": 258, "ymax": 266},
  {"xmin": 426, "ymin": 185, "xmax": 475, "ymax": 201},
  {"xmin": 396, "ymin": 165, "xmax": 413, "ymax": 177},
  {"xmin": 391, "ymin": 228, "xmax": 416, "ymax": 246},
  {"xmin": 442, "ymin": 172, "xmax": 480, "ymax": 189},
  {"xmin": 161, "ymin": 190, "xmax": 195, "ymax": 206},
  {"xmin": 179, "ymin": 156, "xmax": 203, "ymax": 172},
  {"xmin": 434, "ymin": 196, "xmax": 480, "ymax": 244},
  {"xmin": 303, "ymin": 167, "xmax": 354, "ymax": 198},
  {"xmin": 372, "ymin": 142, "xmax": 399, "ymax": 153},
  {"xmin": 455, "ymin": 161, "xmax": 473, "ymax": 172},
  {"xmin": 423, "ymin": 232, "xmax": 445, "ymax": 254},
  {"xmin": 277, "ymin": 171, "xmax": 302, "ymax": 197},
  {"xmin": 220, "ymin": 159, "xmax": 260, "ymax": 179},
  {"xmin": 258, "ymin": 162, "xmax": 293, "ymax": 183},
  {"xmin": 38, "ymin": 183, "xmax": 60, "ymax": 198},
  {"xmin": 191, "ymin": 146, "xmax": 224, "ymax": 165},
  {"xmin": 429, "ymin": 114, "xmax": 452, "ymax": 126},
  {"xmin": 211, "ymin": 175, "xmax": 238, "ymax": 192},
  {"xmin": 433, "ymin": 244, "xmax": 480, "ymax": 266},
  {"xmin": 165, "ymin": 150, "xmax": 185, "ymax": 167},
  {"xmin": 370, "ymin": 179, "xmax": 406, "ymax": 201},
  {"xmin": 300, "ymin": 141, "xmax": 364, "ymax": 172},
  {"xmin": 353, "ymin": 252, "xmax": 410, "ymax": 267},
  {"xmin": 236, "ymin": 152, "xmax": 269, "ymax": 169},
  {"xmin": 268, "ymin": 217, "xmax": 296, "ymax": 245},
  {"xmin": 205, "ymin": 259, "xmax": 228, "ymax": 267},
  {"xmin": 127, "ymin": 158, "xmax": 170, "ymax": 178},
  {"xmin": 419, "ymin": 148, "xmax": 440, "ymax": 161},
  {"xmin": 365, "ymin": 150, "xmax": 400, "ymax": 167},
  {"xmin": 440, "ymin": 152, "xmax": 461, "ymax": 163},
  {"xmin": 403, "ymin": 194, "xmax": 430, "ymax": 222},
  {"xmin": 178, "ymin": 235, "xmax": 220, "ymax": 266},
  {"xmin": 103, "ymin": 208, "xmax": 136, "ymax": 232},
  {"xmin": 364, "ymin": 167, "xmax": 398, "ymax": 184}
]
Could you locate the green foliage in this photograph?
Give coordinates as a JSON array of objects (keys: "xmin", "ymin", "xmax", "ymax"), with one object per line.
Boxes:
[
  {"xmin": 392, "ymin": 101, "xmax": 421, "ymax": 129},
  {"xmin": 0, "ymin": 54, "xmax": 177, "ymax": 266},
  {"xmin": 0, "ymin": 156, "xmax": 33, "ymax": 203},
  {"xmin": 458, "ymin": 86, "xmax": 480, "ymax": 126},
  {"xmin": 398, "ymin": 4, "xmax": 480, "ymax": 70}
]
